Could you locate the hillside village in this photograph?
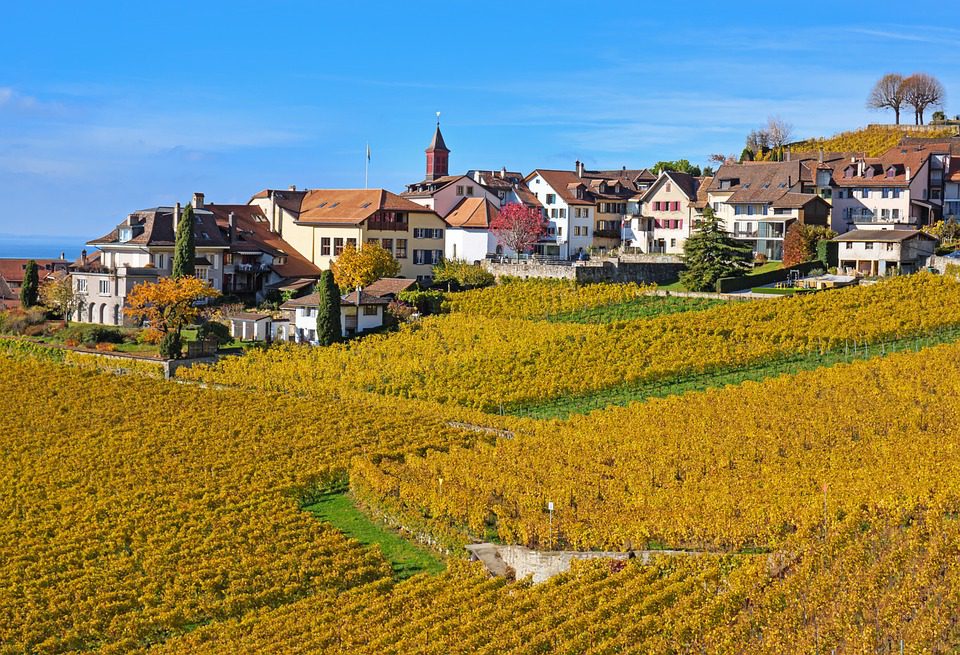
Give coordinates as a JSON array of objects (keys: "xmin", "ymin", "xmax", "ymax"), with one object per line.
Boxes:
[{"xmin": 2, "ymin": 122, "xmax": 960, "ymax": 346}]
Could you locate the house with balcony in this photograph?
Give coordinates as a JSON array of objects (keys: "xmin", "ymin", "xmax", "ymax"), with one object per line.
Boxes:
[
  {"xmin": 73, "ymin": 194, "xmax": 229, "ymax": 325},
  {"xmin": 204, "ymin": 203, "xmax": 321, "ymax": 299},
  {"xmin": 524, "ymin": 169, "xmax": 594, "ymax": 259},
  {"xmin": 632, "ymin": 171, "xmax": 704, "ymax": 254},
  {"xmin": 704, "ymin": 161, "xmax": 830, "ymax": 260},
  {"xmin": 833, "ymin": 229, "xmax": 937, "ymax": 276}
]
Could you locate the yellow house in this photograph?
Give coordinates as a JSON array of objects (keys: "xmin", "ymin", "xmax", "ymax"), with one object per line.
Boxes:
[{"xmin": 250, "ymin": 188, "xmax": 446, "ymax": 284}]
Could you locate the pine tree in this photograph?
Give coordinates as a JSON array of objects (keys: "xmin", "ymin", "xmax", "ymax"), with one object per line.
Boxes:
[
  {"xmin": 315, "ymin": 271, "xmax": 342, "ymax": 346},
  {"xmin": 19, "ymin": 259, "xmax": 39, "ymax": 308},
  {"xmin": 172, "ymin": 204, "xmax": 196, "ymax": 279},
  {"xmin": 680, "ymin": 208, "xmax": 753, "ymax": 292}
]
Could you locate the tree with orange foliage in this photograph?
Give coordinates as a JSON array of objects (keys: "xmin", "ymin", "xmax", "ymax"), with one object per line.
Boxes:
[
  {"xmin": 124, "ymin": 277, "xmax": 220, "ymax": 342},
  {"xmin": 331, "ymin": 242, "xmax": 400, "ymax": 292}
]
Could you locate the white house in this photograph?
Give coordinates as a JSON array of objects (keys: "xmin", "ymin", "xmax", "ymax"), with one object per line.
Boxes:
[
  {"xmin": 279, "ymin": 289, "xmax": 389, "ymax": 343},
  {"xmin": 524, "ymin": 169, "xmax": 594, "ymax": 259},
  {"xmin": 73, "ymin": 193, "xmax": 229, "ymax": 325},
  {"xmin": 442, "ymin": 197, "xmax": 504, "ymax": 263},
  {"xmin": 833, "ymin": 229, "xmax": 937, "ymax": 276},
  {"xmin": 228, "ymin": 312, "xmax": 272, "ymax": 341}
]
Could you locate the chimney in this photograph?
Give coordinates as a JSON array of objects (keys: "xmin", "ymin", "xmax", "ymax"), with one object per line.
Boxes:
[
  {"xmin": 173, "ymin": 202, "xmax": 181, "ymax": 231},
  {"xmin": 818, "ymin": 147, "xmax": 824, "ymax": 163},
  {"xmin": 228, "ymin": 211, "xmax": 236, "ymax": 242},
  {"xmin": 59, "ymin": 251, "xmax": 65, "ymax": 261},
  {"xmin": 289, "ymin": 185, "xmax": 297, "ymax": 191},
  {"xmin": 356, "ymin": 286, "xmax": 361, "ymax": 307},
  {"xmin": 500, "ymin": 166, "xmax": 507, "ymax": 179},
  {"xmin": 80, "ymin": 249, "xmax": 88, "ymax": 266},
  {"xmin": 906, "ymin": 166, "xmax": 911, "ymax": 182},
  {"xmin": 473, "ymin": 170, "xmax": 483, "ymax": 183},
  {"xmin": 575, "ymin": 160, "xmax": 584, "ymax": 178},
  {"xmin": 192, "ymin": 192, "xmax": 204, "ymax": 208}
]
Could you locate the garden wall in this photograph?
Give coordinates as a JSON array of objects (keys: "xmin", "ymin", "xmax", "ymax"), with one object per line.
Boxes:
[{"xmin": 484, "ymin": 256, "xmax": 684, "ymax": 285}]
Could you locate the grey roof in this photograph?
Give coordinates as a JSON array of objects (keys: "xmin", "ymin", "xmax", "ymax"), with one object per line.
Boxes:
[{"xmin": 833, "ymin": 229, "xmax": 937, "ymax": 243}]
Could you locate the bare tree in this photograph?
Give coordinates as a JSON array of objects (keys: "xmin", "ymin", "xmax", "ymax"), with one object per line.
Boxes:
[
  {"xmin": 766, "ymin": 116, "xmax": 794, "ymax": 149},
  {"xmin": 902, "ymin": 73, "xmax": 945, "ymax": 125},
  {"xmin": 867, "ymin": 73, "xmax": 906, "ymax": 125},
  {"xmin": 745, "ymin": 129, "xmax": 771, "ymax": 154}
]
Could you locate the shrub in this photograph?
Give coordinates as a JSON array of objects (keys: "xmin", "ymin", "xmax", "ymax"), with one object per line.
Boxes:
[
  {"xmin": 387, "ymin": 301, "xmax": 416, "ymax": 323},
  {"xmin": 754, "ymin": 253, "xmax": 768, "ymax": 266},
  {"xmin": 158, "ymin": 332, "xmax": 182, "ymax": 360},
  {"xmin": 397, "ymin": 289, "xmax": 445, "ymax": 315},
  {"xmin": 196, "ymin": 321, "xmax": 232, "ymax": 346},
  {"xmin": 432, "ymin": 259, "xmax": 495, "ymax": 290}
]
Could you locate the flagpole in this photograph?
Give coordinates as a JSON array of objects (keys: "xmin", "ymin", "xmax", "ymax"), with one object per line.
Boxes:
[{"xmin": 364, "ymin": 142, "xmax": 370, "ymax": 189}]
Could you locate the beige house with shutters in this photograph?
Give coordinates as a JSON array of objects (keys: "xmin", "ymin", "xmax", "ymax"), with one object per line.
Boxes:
[{"xmin": 251, "ymin": 188, "xmax": 446, "ymax": 284}]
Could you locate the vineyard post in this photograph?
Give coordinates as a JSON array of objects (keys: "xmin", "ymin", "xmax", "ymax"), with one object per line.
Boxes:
[{"xmin": 548, "ymin": 501, "xmax": 554, "ymax": 549}]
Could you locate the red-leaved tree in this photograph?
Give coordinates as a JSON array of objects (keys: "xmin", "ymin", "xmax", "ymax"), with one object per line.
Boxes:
[{"xmin": 491, "ymin": 203, "xmax": 546, "ymax": 260}]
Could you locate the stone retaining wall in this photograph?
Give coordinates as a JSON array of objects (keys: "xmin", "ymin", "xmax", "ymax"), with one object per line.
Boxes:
[{"xmin": 483, "ymin": 257, "xmax": 684, "ymax": 284}]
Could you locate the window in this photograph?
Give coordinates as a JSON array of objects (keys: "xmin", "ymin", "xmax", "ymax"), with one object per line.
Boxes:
[
  {"xmin": 670, "ymin": 238, "xmax": 677, "ymax": 247},
  {"xmin": 845, "ymin": 242, "xmax": 853, "ymax": 249},
  {"xmin": 99, "ymin": 279, "xmax": 110, "ymax": 296},
  {"xmin": 334, "ymin": 238, "xmax": 344, "ymax": 256},
  {"xmin": 862, "ymin": 188, "xmax": 870, "ymax": 199},
  {"xmin": 559, "ymin": 208, "xmax": 566, "ymax": 218},
  {"xmin": 886, "ymin": 242, "xmax": 895, "ymax": 251},
  {"xmin": 881, "ymin": 209, "xmax": 890, "ymax": 220},
  {"xmin": 367, "ymin": 238, "xmax": 379, "ymax": 246},
  {"xmin": 76, "ymin": 278, "xmax": 87, "ymax": 293},
  {"xmin": 382, "ymin": 238, "xmax": 393, "ymax": 254},
  {"xmin": 363, "ymin": 305, "xmax": 378, "ymax": 316},
  {"xmin": 395, "ymin": 239, "xmax": 407, "ymax": 259},
  {"xmin": 546, "ymin": 193, "xmax": 556, "ymax": 204},
  {"xmin": 466, "ymin": 186, "xmax": 474, "ymax": 196},
  {"xmin": 557, "ymin": 227, "xmax": 563, "ymax": 237},
  {"xmin": 456, "ymin": 185, "xmax": 464, "ymax": 195},
  {"xmin": 347, "ymin": 238, "xmax": 357, "ymax": 249},
  {"xmin": 865, "ymin": 242, "xmax": 874, "ymax": 249},
  {"xmin": 892, "ymin": 189, "xmax": 901, "ymax": 198},
  {"xmin": 932, "ymin": 188, "xmax": 942, "ymax": 200},
  {"xmin": 321, "ymin": 237, "xmax": 331, "ymax": 256},
  {"xmin": 892, "ymin": 209, "xmax": 900, "ymax": 220},
  {"xmin": 551, "ymin": 208, "xmax": 558, "ymax": 218},
  {"xmin": 413, "ymin": 250, "xmax": 443, "ymax": 265},
  {"xmin": 882, "ymin": 188, "xmax": 889, "ymax": 199}
]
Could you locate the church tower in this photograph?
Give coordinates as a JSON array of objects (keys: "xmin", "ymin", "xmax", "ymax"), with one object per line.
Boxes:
[{"xmin": 424, "ymin": 118, "xmax": 449, "ymax": 182}]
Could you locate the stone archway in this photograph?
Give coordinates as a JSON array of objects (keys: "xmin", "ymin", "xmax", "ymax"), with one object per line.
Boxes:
[
  {"xmin": 98, "ymin": 303, "xmax": 106, "ymax": 324},
  {"xmin": 87, "ymin": 302, "xmax": 95, "ymax": 323}
]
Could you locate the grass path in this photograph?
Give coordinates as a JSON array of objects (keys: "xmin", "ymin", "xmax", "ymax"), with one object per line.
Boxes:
[{"xmin": 304, "ymin": 493, "xmax": 445, "ymax": 580}]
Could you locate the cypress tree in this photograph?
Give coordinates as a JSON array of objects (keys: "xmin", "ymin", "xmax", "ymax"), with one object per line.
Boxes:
[
  {"xmin": 172, "ymin": 204, "xmax": 196, "ymax": 279},
  {"xmin": 19, "ymin": 259, "xmax": 39, "ymax": 308},
  {"xmin": 315, "ymin": 270, "xmax": 342, "ymax": 346},
  {"xmin": 680, "ymin": 208, "xmax": 753, "ymax": 292}
]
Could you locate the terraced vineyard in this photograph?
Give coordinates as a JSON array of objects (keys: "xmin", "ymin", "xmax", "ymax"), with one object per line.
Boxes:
[{"xmin": 6, "ymin": 273, "xmax": 960, "ymax": 653}]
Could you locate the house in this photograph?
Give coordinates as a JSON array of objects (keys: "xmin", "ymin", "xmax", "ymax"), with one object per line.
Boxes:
[
  {"xmin": 524, "ymin": 169, "xmax": 594, "ymax": 259},
  {"xmin": 279, "ymin": 289, "xmax": 390, "ymax": 343},
  {"xmin": 704, "ymin": 161, "xmax": 831, "ymax": 260},
  {"xmin": 632, "ymin": 171, "xmax": 704, "ymax": 254},
  {"xmin": 442, "ymin": 197, "xmax": 503, "ymax": 262},
  {"xmin": 228, "ymin": 312, "xmax": 272, "ymax": 341},
  {"xmin": 72, "ymin": 194, "xmax": 230, "ymax": 325},
  {"xmin": 0, "ymin": 255, "xmax": 72, "ymax": 308},
  {"xmin": 204, "ymin": 203, "xmax": 321, "ymax": 299},
  {"xmin": 250, "ymin": 186, "xmax": 446, "ymax": 286},
  {"xmin": 833, "ymin": 229, "xmax": 937, "ymax": 276}
]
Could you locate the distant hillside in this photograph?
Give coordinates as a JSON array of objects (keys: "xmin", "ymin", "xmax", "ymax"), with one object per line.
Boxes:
[{"xmin": 785, "ymin": 125, "xmax": 958, "ymax": 158}]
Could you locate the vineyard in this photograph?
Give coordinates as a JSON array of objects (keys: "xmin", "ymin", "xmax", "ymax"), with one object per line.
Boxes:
[
  {"xmin": 6, "ymin": 272, "xmax": 960, "ymax": 653},
  {"xmin": 350, "ymin": 341, "xmax": 960, "ymax": 552},
  {"xmin": 784, "ymin": 125, "xmax": 957, "ymax": 157},
  {"xmin": 179, "ymin": 274, "xmax": 960, "ymax": 410}
]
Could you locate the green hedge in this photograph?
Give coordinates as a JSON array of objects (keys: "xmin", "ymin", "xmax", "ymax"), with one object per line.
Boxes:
[{"xmin": 716, "ymin": 261, "xmax": 823, "ymax": 293}]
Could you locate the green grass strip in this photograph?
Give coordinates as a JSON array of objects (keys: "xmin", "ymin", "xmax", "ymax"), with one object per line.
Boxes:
[
  {"xmin": 546, "ymin": 295, "xmax": 725, "ymax": 324},
  {"xmin": 304, "ymin": 492, "xmax": 445, "ymax": 580},
  {"xmin": 507, "ymin": 325, "xmax": 960, "ymax": 420}
]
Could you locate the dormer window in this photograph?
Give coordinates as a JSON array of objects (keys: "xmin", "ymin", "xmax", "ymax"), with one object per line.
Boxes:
[
  {"xmin": 844, "ymin": 166, "xmax": 854, "ymax": 178},
  {"xmin": 118, "ymin": 227, "xmax": 133, "ymax": 242},
  {"xmin": 886, "ymin": 167, "xmax": 896, "ymax": 178}
]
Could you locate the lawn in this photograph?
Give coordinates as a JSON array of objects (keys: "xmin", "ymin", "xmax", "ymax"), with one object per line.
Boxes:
[
  {"xmin": 548, "ymin": 295, "xmax": 724, "ymax": 323},
  {"xmin": 747, "ymin": 261, "xmax": 783, "ymax": 275},
  {"xmin": 304, "ymin": 492, "xmax": 445, "ymax": 580}
]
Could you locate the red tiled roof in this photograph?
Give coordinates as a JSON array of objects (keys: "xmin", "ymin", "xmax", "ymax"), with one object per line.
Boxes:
[
  {"xmin": 205, "ymin": 204, "xmax": 321, "ymax": 279},
  {"xmin": 444, "ymin": 197, "xmax": 499, "ymax": 228},
  {"xmin": 0, "ymin": 258, "xmax": 68, "ymax": 285},
  {"xmin": 363, "ymin": 277, "xmax": 416, "ymax": 297},
  {"xmin": 297, "ymin": 189, "xmax": 436, "ymax": 225}
]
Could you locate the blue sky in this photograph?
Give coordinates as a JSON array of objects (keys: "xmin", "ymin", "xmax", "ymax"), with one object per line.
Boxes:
[{"xmin": 1, "ymin": 1, "xmax": 958, "ymax": 243}]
